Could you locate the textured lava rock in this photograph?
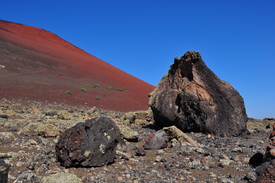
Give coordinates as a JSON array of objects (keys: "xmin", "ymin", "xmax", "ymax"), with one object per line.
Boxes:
[
  {"xmin": 56, "ymin": 117, "xmax": 121, "ymax": 167},
  {"xmin": 256, "ymin": 160, "xmax": 275, "ymax": 183},
  {"xmin": 0, "ymin": 159, "xmax": 9, "ymax": 183},
  {"xmin": 148, "ymin": 51, "xmax": 247, "ymax": 136},
  {"xmin": 263, "ymin": 124, "xmax": 275, "ymax": 162}
]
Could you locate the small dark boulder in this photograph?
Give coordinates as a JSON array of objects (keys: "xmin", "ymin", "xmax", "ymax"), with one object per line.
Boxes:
[
  {"xmin": 149, "ymin": 51, "xmax": 247, "ymax": 136},
  {"xmin": 56, "ymin": 117, "xmax": 121, "ymax": 167},
  {"xmin": 0, "ymin": 114, "xmax": 9, "ymax": 120},
  {"xmin": 0, "ymin": 159, "xmax": 9, "ymax": 183},
  {"xmin": 249, "ymin": 152, "xmax": 264, "ymax": 168}
]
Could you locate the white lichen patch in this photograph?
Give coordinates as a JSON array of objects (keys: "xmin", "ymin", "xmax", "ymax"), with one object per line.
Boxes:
[
  {"xmin": 104, "ymin": 132, "xmax": 111, "ymax": 141},
  {"xmin": 84, "ymin": 150, "xmax": 91, "ymax": 158},
  {"xmin": 99, "ymin": 144, "xmax": 105, "ymax": 154}
]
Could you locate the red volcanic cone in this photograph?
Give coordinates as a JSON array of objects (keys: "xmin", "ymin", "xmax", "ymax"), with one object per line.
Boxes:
[{"xmin": 0, "ymin": 20, "xmax": 154, "ymax": 111}]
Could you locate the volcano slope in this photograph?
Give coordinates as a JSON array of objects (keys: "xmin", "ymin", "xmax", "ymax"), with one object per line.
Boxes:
[{"xmin": 0, "ymin": 20, "xmax": 154, "ymax": 111}]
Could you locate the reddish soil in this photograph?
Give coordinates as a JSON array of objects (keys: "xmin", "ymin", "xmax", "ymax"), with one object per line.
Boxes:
[{"xmin": 0, "ymin": 20, "xmax": 155, "ymax": 111}]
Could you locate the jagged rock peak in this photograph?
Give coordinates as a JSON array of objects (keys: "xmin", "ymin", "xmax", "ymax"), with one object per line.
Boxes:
[{"xmin": 149, "ymin": 51, "xmax": 247, "ymax": 137}]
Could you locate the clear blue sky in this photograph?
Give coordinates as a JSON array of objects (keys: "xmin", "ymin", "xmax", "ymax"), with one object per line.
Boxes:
[{"xmin": 1, "ymin": 0, "xmax": 275, "ymax": 119}]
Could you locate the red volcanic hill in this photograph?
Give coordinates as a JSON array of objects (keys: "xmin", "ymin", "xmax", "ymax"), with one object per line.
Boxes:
[{"xmin": 0, "ymin": 20, "xmax": 155, "ymax": 111}]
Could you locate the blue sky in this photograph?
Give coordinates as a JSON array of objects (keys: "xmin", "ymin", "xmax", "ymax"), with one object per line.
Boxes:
[{"xmin": 1, "ymin": 0, "xmax": 275, "ymax": 119}]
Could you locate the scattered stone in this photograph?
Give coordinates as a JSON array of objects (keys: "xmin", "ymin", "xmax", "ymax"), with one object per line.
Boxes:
[
  {"xmin": 0, "ymin": 100, "xmax": 272, "ymax": 182},
  {"xmin": 0, "ymin": 153, "xmax": 12, "ymax": 159},
  {"xmin": 0, "ymin": 114, "xmax": 9, "ymax": 120},
  {"xmin": 189, "ymin": 160, "xmax": 202, "ymax": 169},
  {"xmin": 19, "ymin": 122, "xmax": 58, "ymax": 137},
  {"xmin": 156, "ymin": 149, "xmax": 165, "ymax": 155},
  {"xmin": 0, "ymin": 132, "xmax": 15, "ymax": 142},
  {"xmin": 220, "ymin": 159, "xmax": 234, "ymax": 166},
  {"xmin": 26, "ymin": 164, "xmax": 35, "ymax": 170},
  {"xmin": 148, "ymin": 51, "xmax": 247, "ymax": 136},
  {"xmin": 164, "ymin": 125, "xmax": 199, "ymax": 146},
  {"xmin": 120, "ymin": 112, "xmax": 136, "ymax": 125},
  {"xmin": 57, "ymin": 110, "xmax": 72, "ymax": 120},
  {"xmin": 86, "ymin": 106, "xmax": 100, "ymax": 119},
  {"xmin": 116, "ymin": 150, "xmax": 131, "ymax": 160},
  {"xmin": 155, "ymin": 155, "xmax": 162, "ymax": 162},
  {"xmin": 56, "ymin": 117, "xmax": 121, "ymax": 167},
  {"xmin": 86, "ymin": 106, "xmax": 97, "ymax": 115},
  {"xmin": 232, "ymin": 147, "xmax": 243, "ymax": 153},
  {"xmin": 263, "ymin": 124, "xmax": 275, "ymax": 162},
  {"xmin": 255, "ymin": 161, "xmax": 270, "ymax": 176},
  {"xmin": 144, "ymin": 130, "xmax": 169, "ymax": 150},
  {"xmin": 244, "ymin": 170, "xmax": 258, "ymax": 183},
  {"xmin": 135, "ymin": 147, "xmax": 146, "ymax": 156},
  {"xmin": 14, "ymin": 172, "xmax": 40, "ymax": 183},
  {"xmin": 118, "ymin": 125, "xmax": 139, "ymax": 142},
  {"xmin": 120, "ymin": 110, "xmax": 152, "ymax": 125},
  {"xmin": 26, "ymin": 139, "xmax": 38, "ymax": 146},
  {"xmin": 0, "ymin": 159, "xmax": 9, "ymax": 183},
  {"xmin": 179, "ymin": 145, "xmax": 198, "ymax": 155},
  {"xmin": 170, "ymin": 138, "xmax": 181, "ymax": 148},
  {"xmin": 264, "ymin": 118, "xmax": 275, "ymax": 121},
  {"xmin": 43, "ymin": 109, "xmax": 58, "ymax": 117},
  {"xmin": 256, "ymin": 160, "xmax": 275, "ymax": 182},
  {"xmin": 41, "ymin": 173, "xmax": 82, "ymax": 183}
]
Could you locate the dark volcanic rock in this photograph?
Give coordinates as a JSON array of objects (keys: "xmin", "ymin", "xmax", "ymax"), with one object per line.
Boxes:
[
  {"xmin": 148, "ymin": 51, "xmax": 247, "ymax": 136},
  {"xmin": 249, "ymin": 152, "xmax": 264, "ymax": 168},
  {"xmin": 56, "ymin": 117, "xmax": 121, "ymax": 167},
  {"xmin": 0, "ymin": 159, "xmax": 9, "ymax": 183}
]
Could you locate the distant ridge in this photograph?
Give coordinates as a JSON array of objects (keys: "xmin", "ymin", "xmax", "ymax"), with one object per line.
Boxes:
[{"xmin": 0, "ymin": 20, "xmax": 155, "ymax": 111}]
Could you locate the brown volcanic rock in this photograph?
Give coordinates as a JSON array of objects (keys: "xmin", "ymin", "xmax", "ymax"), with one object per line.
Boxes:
[
  {"xmin": 255, "ymin": 125, "xmax": 275, "ymax": 182},
  {"xmin": 256, "ymin": 160, "xmax": 275, "ymax": 183},
  {"xmin": 263, "ymin": 124, "xmax": 275, "ymax": 162},
  {"xmin": 56, "ymin": 117, "xmax": 121, "ymax": 167},
  {"xmin": 149, "ymin": 51, "xmax": 247, "ymax": 136},
  {"xmin": 252, "ymin": 125, "xmax": 275, "ymax": 182},
  {"xmin": 0, "ymin": 20, "xmax": 154, "ymax": 111}
]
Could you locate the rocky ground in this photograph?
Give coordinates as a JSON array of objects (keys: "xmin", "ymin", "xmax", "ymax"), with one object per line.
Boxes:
[{"xmin": 0, "ymin": 98, "xmax": 273, "ymax": 183}]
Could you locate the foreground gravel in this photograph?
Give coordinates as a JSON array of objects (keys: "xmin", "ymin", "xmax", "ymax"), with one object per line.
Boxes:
[{"xmin": 0, "ymin": 99, "xmax": 272, "ymax": 183}]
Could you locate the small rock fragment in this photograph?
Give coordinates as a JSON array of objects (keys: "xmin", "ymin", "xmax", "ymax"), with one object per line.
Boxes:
[
  {"xmin": 57, "ymin": 110, "xmax": 72, "ymax": 120},
  {"xmin": 0, "ymin": 114, "xmax": 9, "ymax": 120},
  {"xmin": 135, "ymin": 147, "xmax": 146, "ymax": 156},
  {"xmin": 0, "ymin": 132, "xmax": 15, "ymax": 143},
  {"xmin": 41, "ymin": 173, "xmax": 82, "ymax": 183},
  {"xmin": 118, "ymin": 125, "xmax": 139, "ymax": 142},
  {"xmin": 19, "ymin": 123, "xmax": 58, "ymax": 137},
  {"xmin": 144, "ymin": 130, "xmax": 169, "ymax": 150},
  {"xmin": 164, "ymin": 125, "xmax": 199, "ymax": 146}
]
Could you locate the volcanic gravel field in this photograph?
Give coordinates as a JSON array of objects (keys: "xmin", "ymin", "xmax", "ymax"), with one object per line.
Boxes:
[{"xmin": 0, "ymin": 99, "xmax": 271, "ymax": 183}]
